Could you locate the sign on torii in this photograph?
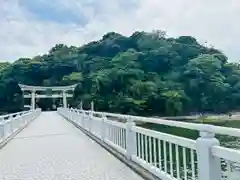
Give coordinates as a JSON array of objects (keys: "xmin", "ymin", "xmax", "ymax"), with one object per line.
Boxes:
[{"xmin": 18, "ymin": 84, "xmax": 78, "ymax": 110}]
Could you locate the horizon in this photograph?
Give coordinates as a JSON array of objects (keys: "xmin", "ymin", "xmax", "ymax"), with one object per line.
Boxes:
[{"xmin": 1, "ymin": 0, "xmax": 239, "ymax": 62}]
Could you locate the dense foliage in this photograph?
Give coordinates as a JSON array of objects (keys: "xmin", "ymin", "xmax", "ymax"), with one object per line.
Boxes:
[{"xmin": 0, "ymin": 31, "xmax": 240, "ymax": 116}]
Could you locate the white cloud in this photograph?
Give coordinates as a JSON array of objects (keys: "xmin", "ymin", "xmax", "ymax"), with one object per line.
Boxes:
[{"xmin": 0, "ymin": 0, "xmax": 240, "ymax": 62}]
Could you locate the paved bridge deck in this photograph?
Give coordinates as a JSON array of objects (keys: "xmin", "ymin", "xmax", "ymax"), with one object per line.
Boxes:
[{"xmin": 0, "ymin": 112, "xmax": 143, "ymax": 180}]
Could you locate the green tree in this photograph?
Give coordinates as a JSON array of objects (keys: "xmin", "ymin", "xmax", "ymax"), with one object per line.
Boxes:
[{"xmin": 0, "ymin": 30, "xmax": 239, "ymax": 116}]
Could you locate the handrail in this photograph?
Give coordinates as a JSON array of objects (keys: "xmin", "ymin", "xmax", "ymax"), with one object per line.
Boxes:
[
  {"xmin": 59, "ymin": 108, "xmax": 240, "ymax": 180},
  {"xmin": 77, "ymin": 109, "xmax": 240, "ymax": 138},
  {"xmin": 0, "ymin": 109, "xmax": 41, "ymax": 143},
  {"xmin": 0, "ymin": 110, "xmax": 29, "ymax": 120}
]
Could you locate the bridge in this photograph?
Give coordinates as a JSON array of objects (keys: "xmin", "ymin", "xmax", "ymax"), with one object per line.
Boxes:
[{"xmin": 0, "ymin": 108, "xmax": 240, "ymax": 180}]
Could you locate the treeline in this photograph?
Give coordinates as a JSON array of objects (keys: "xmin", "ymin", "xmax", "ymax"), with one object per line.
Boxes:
[{"xmin": 0, "ymin": 31, "xmax": 240, "ymax": 116}]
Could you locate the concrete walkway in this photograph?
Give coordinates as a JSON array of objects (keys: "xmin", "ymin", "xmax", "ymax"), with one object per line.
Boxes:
[{"xmin": 0, "ymin": 112, "xmax": 143, "ymax": 180}]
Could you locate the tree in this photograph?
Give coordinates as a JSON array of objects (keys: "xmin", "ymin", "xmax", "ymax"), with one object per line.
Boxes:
[
  {"xmin": 184, "ymin": 54, "xmax": 228, "ymax": 112},
  {"xmin": 62, "ymin": 72, "xmax": 83, "ymax": 85},
  {"xmin": 0, "ymin": 30, "xmax": 239, "ymax": 116}
]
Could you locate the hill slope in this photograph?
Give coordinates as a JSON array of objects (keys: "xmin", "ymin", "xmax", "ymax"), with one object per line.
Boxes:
[{"xmin": 0, "ymin": 31, "xmax": 239, "ymax": 115}]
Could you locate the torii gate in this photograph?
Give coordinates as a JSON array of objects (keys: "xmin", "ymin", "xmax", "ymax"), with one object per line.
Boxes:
[{"xmin": 18, "ymin": 84, "xmax": 77, "ymax": 110}]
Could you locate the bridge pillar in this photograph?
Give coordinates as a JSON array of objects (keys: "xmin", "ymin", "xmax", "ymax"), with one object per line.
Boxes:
[
  {"xmin": 31, "ymin": 90, "xmax": 36, "ymax": 110},
  {"xmin": 62, "ymin": 91, "xmax": 67, "ymax": 108},
  {"xmin": 196, "ymin": 130, "xmax": 221, "ymax": 180}
]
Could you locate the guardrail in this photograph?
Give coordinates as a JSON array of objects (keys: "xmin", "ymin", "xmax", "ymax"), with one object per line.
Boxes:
[
  {"xmin": 58, "ymin": 108, "xmax": 240, "ymax": 180},
  {"xmin": 0, "ymin": 109, "xmax": 41, "ymax": 143}
]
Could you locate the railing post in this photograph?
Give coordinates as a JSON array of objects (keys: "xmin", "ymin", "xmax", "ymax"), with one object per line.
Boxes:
[
  {"xmin": 126, "ymin": 116, "xmax": 137, "ymax": 160},
  {"xmin": 75, "ymin": 110, "xmax": 78, "ymax": 123},
  {"xmin": 17, "ymin": 114, "xmax": 21, "ymax": 128},
  {"xmin": 9, "ymin": 115, "xmax": 13, "ymax": 134},
  {"xmin": 12, "ymin": 115, "xmax": 16, "ymax": 131},
  {"xmin": 196, "ymin": 130, "xmax": 221, "ymax": 180},
  {"xmin": 82, "ymin": 112, "xmax": 85, "ymax": 129},
  {"xmin": 79, "ymin": 111, "xmax": 82, "ymax": 126},
  {"xmin": 101, "ymin": 114, "xmax": 107, "ymax": 141},
  {"xmin": 70, "ymin": 108, "xmax": 73, "ymax": 121},
  {"xmin": 73, "ymin": 109, "xmax": 77, "ymax": 123},
  {"xmin": 15, "ymin": 114, "xmax": 21, "ymax": 130},
  {"xmin": 76, "ymin": 110, "xmax": 80, "ymax": 125},
  {"xmin": 0, "ymin": 118, "xmax": 4, "ymax": 140},
  {"xmin": 88, "ymin": 112, "xmax": 92, "ymax": 133}
]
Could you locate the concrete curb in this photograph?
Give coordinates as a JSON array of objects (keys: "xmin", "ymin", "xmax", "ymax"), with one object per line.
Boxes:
[{"xmin": 62, "ymin": 116, "xmax": 161, "ymax": 180}]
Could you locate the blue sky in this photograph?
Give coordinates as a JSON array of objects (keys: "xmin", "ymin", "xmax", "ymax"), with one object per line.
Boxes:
[
  {"xmin": 19, "ymin": 0, "xmax": 88, "ymax": 24},
  {"xmin": 0, "ymin": 0, "xmax": 240, "ymax": 62}
]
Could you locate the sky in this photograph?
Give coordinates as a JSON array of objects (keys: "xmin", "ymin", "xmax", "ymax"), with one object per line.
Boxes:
[{"xmin": 1, "ymin": 0, "xmax": 240, "ymax": 62}]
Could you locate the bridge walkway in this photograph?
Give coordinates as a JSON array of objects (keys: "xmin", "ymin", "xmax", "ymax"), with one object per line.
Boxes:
[{"xmin": 0, "ymin": 112, "xmax": 143, "ymax": 180}]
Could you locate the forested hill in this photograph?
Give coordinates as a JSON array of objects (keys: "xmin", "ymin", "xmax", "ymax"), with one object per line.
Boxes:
[{"xmin": 0, "ymin": 31, "xmax": 240, "ymax": 115}]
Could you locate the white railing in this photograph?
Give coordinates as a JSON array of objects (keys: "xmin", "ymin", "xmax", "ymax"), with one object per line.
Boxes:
[
  {"xmin": 0, "ymin": 109, "xmax": 41, "ymax": 143},
  {"xmin": 58, "ymin": 108, "xmax": 240, "ymax": 180}
]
